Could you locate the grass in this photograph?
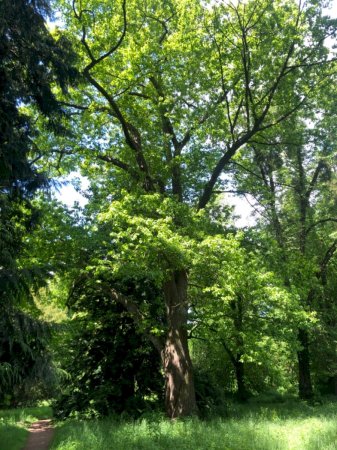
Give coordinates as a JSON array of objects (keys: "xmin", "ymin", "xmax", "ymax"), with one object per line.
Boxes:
[
  {"xmin": 50, "ymin": 399, "xmax": 337, "ymax": 450},
  {"xmin": 1, "ymin": 399, "xmax": 336, "ymax": 450},
  {"xmin": 0, "ymin": 405, "xmax": 53, "ymax": 450}
]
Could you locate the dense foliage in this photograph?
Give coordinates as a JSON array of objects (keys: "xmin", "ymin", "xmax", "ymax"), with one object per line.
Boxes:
[
  {"xmin": 0, "ymin": 0, "xmax": 76, "ymax": 405},
  {"xmin": 54, "ymin": 273, "xmax": 163, "ymax": 418}
]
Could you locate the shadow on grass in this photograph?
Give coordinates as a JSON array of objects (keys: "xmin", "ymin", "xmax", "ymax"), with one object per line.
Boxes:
[
  {"xmin": 0, "ymin": 405, "xmax": 53, "ymax": 450},
  {"xmin": 0, "ymin": 424, "xmax": 28, "ymax": 450},
  {"xmin": 119, "ymin": 429, "xmax": 286, "ymax": 450}
]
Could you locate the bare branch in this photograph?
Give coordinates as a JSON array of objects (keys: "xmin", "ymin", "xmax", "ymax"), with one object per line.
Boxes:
[
  {"xmin": 249, "ymin": 139, "xmax": 303, "ymax": 147},
  {"xmin": 128, "ymin": 91, "xmax": 152, "ymax": 100},
  {"xmin": 230, "ymin": 160, "xmax": 266, "ymax": 183},
  {"xmin": 96, "ymin": 154, "xmax": 138, "ymax": 176},
  {"xmin": 59, "ymin": 101, "xmax": 89, "ymax": 111},
  {"xmin": 143, "ymin": 11, "xmax": 176, "ymax": 44},
  {"xmin": 286, "ymin": 56, "xmax": 337, "ymax": 71},
  {"xmin": 198, "ymin": 126, "xmax": 259, "ymax": 209},
  {"xmin": 257, "ymin": 97, "xmax": 306, "ymax": 132}
]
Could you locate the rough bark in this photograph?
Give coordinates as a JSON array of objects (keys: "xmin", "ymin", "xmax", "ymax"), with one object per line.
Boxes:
[
  {"xmin": 297, "ymin": 328, "xmax": 314, "ymax": 399},
  {"xmin": 162, "ymin": 270, "xmax": 198, "ymax": 418}
]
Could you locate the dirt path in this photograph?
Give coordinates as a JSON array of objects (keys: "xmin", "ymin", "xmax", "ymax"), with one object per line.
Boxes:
[{"xmin": 22, "ymin": 419, "xmax": 55, "ymax": 450}]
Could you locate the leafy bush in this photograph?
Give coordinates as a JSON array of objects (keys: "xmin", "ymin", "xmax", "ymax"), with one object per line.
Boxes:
[{"xmin": 54, "ymin": 274, "xmax": 164, "ymax": 418}]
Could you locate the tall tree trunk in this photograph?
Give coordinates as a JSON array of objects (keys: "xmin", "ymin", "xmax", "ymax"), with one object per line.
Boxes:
[
  {"xmin": 162, "ymin": 270, "xmax": 198, "ymax": 418},
  {"xmin": 297, "ymin": 328, "xmax": 313, "ymax": 399}
]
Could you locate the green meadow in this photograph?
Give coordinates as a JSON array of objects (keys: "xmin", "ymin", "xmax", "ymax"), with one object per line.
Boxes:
[{"xmin": 50, "ymin": 400, "xmax": 337, "ymax": 450}]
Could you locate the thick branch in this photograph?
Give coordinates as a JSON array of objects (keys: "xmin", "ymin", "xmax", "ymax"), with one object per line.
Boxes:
[
  {"xmin": 59, "ymin": 101, "xmax": 89, "ymax": 111},
  {"xmin": 82, "ymin": 72, "xmax": 155, "ymax": 190},
  {"xmin": 96, "ymin": 154, "xmax": 139, "ymax": 178},
  {"xmin": 318, "ymin": 240, "xmax": 337, "ymax": 282},
  {"xmin": 257, "ymin": 97, "xmax": 306, "ymax": 133},
  {"xmin": 73, "ymin": 0, "xmax": 156, "ymax": 191},
  {"xmin": 305, "ymin": 160, "xmax": 324, "ymax": 200},
  {"xmin": 150, "ymin": 76, "xmax": 183, "ymax": 199},
  {"xmin": 198, "ymin": 128, "xmax": 257, "ymax": 209},
  {"xmin": 306, "ymin": 218, "xmax": 337, "ymax": 236},
  {"xmin": 221, "ymin": 340, "xmax": 237, "ymax": 367},
  {"xmin": 151, "ymin": 75, "xmax": 227, "ymax": 154},
  {"xmin": 197, "ymin": 22, "xmax": 306, "ymax": 210}
]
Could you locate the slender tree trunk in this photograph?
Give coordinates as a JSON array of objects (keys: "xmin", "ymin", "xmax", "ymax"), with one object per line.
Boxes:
[
  {"xmin": 328, "ymin": 375, "xmax": 337, "ymax": 395},
  {"xmin": 162, "ymin": 270, "xmax": 198, "ymax": 418},
  {"xmin": 234, "ymin": 358, "xmax": 249, "ymax": 401},
  {"xmin": 221, "ymin": 341, "xmax": 249, "ymax": 401},
  {"xmin": 297, "ymin": 328, "xmax": 314, "ymax": 399}
]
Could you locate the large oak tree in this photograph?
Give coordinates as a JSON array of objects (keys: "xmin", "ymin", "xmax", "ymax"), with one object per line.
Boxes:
[{"xmin": 51, "ymin": 0, "xmax": 337, "ymax": 417}]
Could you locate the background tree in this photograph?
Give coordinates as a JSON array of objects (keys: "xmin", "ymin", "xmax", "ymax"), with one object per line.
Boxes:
[
  {"xmin": 0, "ymin": 0, "xmax": 77, "ymax": 404},
  {"xmin": 231, "ymin": 86, "xmax": 337, "ymax": 398},
  {"xmin": 190, "ymin": 234, "xmax": 307, "ymax": 401}
]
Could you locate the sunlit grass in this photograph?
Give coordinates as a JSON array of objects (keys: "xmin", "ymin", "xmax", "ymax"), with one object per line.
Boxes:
[
  {"xmin": 51, "ymin": 400, "xmax": 337, "ymax": 450},
  {"xmin": 0, "ymin": 405, "xmax": 53, "ymax": 450}
]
